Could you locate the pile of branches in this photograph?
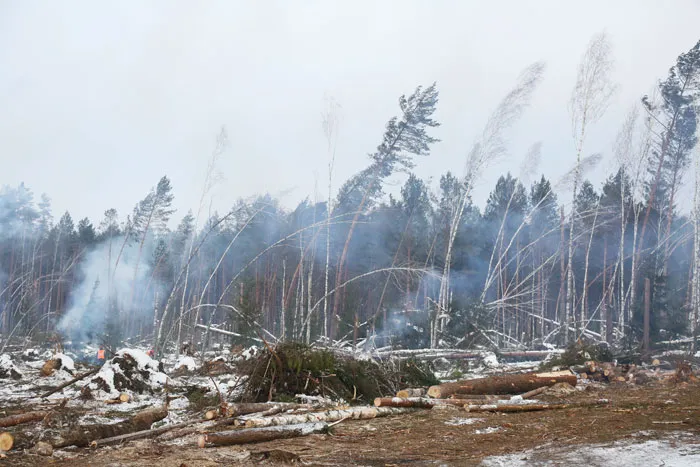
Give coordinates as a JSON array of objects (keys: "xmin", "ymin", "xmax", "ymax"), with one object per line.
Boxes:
[
  {"xmin": 540, "ymin": 339, "xmax": 614, "ymax": 370},
  {"xmin": 238, "ymin": 342, "xmax": 438, "ymax": 403}
]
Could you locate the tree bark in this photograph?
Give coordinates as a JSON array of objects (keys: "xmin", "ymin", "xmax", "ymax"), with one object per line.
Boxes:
[
  {"xmin": 51, "ymin": 406, "xmax": 168, "ymax": 448},
  {"xmin": 90, "ymin": 420, "xmax": 193, "ymax": 447},
  {"xmin": 519, "ymin": 386, "xmax": 548, "ymax": 399},
  {"xmin": 226, "ymin": 402, "xmax": 308, "ymax": 417},
  {"xmin": 396, "ymin": 388, "xmax": 426, "ymax": 398},
  {"xmin": 0, "ymin": 411, "xmax": 49, "ymax": 428},
  {"xmin": 643, "ymin": 277, "xmax": 651, "ymax": 354},
  {"xmin": 244, "ymin": 406, "xmax": 414, "ymax": 428},
  {"xmin": 464, "ymin": 399, "xmax": 608, "ymax": 413},
  {"xmin": 427, "ymin": 370, "xmax": 576, "ymax": 398},
  {"xmin": 199, "ymin": 422, "xmax": 328, "ymax": 447},
  {"xmin": 373, "ymin": 397, "xmax": 466, "ymax": 408}
]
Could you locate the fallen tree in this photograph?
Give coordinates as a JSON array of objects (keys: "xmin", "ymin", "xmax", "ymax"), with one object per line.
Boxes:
[
  {"xmin": 519, "ymin": 386, "xmax": 548, "ymax": 399},
  {"xmin": 374, "ymin": 397, "xmax": 469, "ymax": 408},
  {"xmin": 90, "ymin": 420, "xmax": 193, "ymax": 447},
  {"xmin": 448, "ymin": 394, "xmax": 500, "ymax": 401},
  {"xmin": 199, "ymin": 422, "xmax": 328, "ymax": 447},
  {"xmin": 41, "ymin": 368, "xmax": 100, "ymax": 399},
  {"xmin": 464, "ymin": 399, "xmax": 609, "ymax": 413},
  {"xmin": 226, "ymin": 402, "xmax": 309, "ymax": 417},
  {"xmin": 396, "ymin": 388, "xmax": 426, "ymax": 398},
  {"xmin": 51, "ymin": 406, "xmax": 168, "ymax": 448},
  {"xmin": 156, "ymin": 420, "xmax": 220, "ymax": 442},
  {"xmin": 373, "ymin": 349, "xmax": 563, "ymax": 360},
  {"xmin": 427, "ymin": 370, "xmax": 577, "ymax": 398},
  {"xmin": 0, "ymin": 411, "xmax": 49, "ymax": 428},
  {"xmin": 244, "ymin": 406, "xmax": 415, "ymax": 428}
]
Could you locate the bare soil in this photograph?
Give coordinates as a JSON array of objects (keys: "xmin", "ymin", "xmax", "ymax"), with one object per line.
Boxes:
[{"xmin": 4, "ymin": 381, "xmax": 700, "ymax": 466}]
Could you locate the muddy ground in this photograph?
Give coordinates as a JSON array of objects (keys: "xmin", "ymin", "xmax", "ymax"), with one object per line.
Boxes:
[{"xmin": 3, "ymin": 381, "xmax": 700, "ymax": 466}]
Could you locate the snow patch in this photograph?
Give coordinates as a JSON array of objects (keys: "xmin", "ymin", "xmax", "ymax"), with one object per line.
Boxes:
[
  {"xmin": 0, "ymin": 353, "xmax": 22, "ymax": 379},
  {"xmin": 84, "ymin": 348, "xmax": 169, "ymax": 399},
  {"xmin": 445, "ymin": 417, "xmax": 484, "ymax": 426},
  {"xmin": 480, "ymin": 432, "xmax": 700, "ymax": 466},
  {"xmin": 175, "ymin": 356, "xmax": 196, "ymax": 371},
  {"xmin": 54, "ymin": 353, "xmax": 75, "ymax": 372},
  {"xmin": 475, "ymin": 426, "xmax": 501, "ymax": 434},
  {"xmin": 481, "ymin": 352, "xmax": 499, "ymax": 368}
]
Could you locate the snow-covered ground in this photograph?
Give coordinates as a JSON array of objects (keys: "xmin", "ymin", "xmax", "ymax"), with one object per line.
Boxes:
[
  {"xmin": 0, "ymin": 346, "xmax": 248, "ymax": 431},
  {"xmin": 480, "ymin": 431, "xmax": 700, "ymax": 466}
]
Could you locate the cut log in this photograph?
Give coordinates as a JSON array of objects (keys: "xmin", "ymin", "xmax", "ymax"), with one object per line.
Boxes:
[
  {"xmin": 373, "ymin": 397, "xmax": 467, "ymax": 408},
  {"xmin": 204, "ymin": 410, "xmax": 218, "ymax": 420},
  {"xmin": 0, "ymin": 411, "xmax": 49, "ymax": 428},
  {"xmin": 90, "ymin": 420, "xmax": 192, "ymax": 447},
  {"xmin": 464, "ymin": 399, "xmax": 609, "ymax": 413},
  {"xmin": 226, "ymin": 402, "xmax": 307, "ymax": 417},
  {"xmin": 52, "ymin": 406, "xmax": 168, "ymax": 448},
  {"xmin": 41, "ymin": 368, "xmax": 99, "ymax": 399},
  {"xmin": 519, "ymin": 386, "xmax": 548, "ymax": 400},
  {"xmin": 375, "ymin": 349, "xmax": 563, "ymax": 360},
  {"xmin": 244, "ymin": 406, "xmax": 414, "ymax": 428},
  {"xmin": 41, "ymin": 359, "xmax": 61, "ymax": 377},
  {"xmin": 427, "ymin": 370, "xmax": 577, "ymax": 398},
  {"xmin": 0, "ymin": 432, "xmax": 13, "ymax": 451},
  {"xmin": 199, "ymin": 422, "xmax": 328, "ymax": 447},
  {"xmin": 396, "ymin": 388, "xmax": 426, "ymax": 398},
  {"xmin": 449, "ymin": 394, "xmax": 500, "ymax": 401},
  {"xmin": 105, "ymin": 394, "xmax": 131, "ymax": 405},
  {"xmin": 157, "ymin": 421, "xmax": 218, "ymax": 442}
]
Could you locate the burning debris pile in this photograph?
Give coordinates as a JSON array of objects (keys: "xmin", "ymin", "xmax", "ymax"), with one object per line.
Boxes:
[{"xmin": 80, "ymin": 349, "xmax": 169, "ymax": 400}]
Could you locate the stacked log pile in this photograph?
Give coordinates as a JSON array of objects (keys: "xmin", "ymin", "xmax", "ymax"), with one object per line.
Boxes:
[{"xmin": 574, "ymin": 359, "xmax": 692, "ymax": 385}]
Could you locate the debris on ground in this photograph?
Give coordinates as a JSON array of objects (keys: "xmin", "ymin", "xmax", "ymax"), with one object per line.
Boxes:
[
  {"xmin": 80, "ymin": 349, "xmax": 169, "ymax": 400},
  {"xmin": 0, "ymin": 341, "xmax": 699, "ymax": 466},
  {"xmin": 239, "ymin": 342, "xmax": 438, "ymax": 403},
  {"xmin": 40, "ymin": 353, "xmax": 75, "ymax": 378},
  {"xmin": 0, "ymin": 353, "xmax": 22, "ymax": 380}
]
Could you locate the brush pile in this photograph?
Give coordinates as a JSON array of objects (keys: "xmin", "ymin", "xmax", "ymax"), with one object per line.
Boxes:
[
  {"xmin": 239, "ymin": 342, "xmax": 438, "ymax": 403},
  {"xmin": 80, "ymin": 349, "xmax": 169, "ymax": 400},
  {"xmin": 40, "ymin": 353, "xmax": 75, "ymax": 378},
  {"xmin": 0, "ymin": 353, "xmax": 22, "ymax": 380}
]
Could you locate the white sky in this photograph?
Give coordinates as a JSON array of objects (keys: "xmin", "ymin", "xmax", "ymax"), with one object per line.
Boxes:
[{"xmin": 1, "ymin": 1, "xmax": 699, "ymax": 227}]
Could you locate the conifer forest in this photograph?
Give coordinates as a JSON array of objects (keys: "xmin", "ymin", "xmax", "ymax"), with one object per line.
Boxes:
[
  {"xmin": 5, "ymin": 4, "xmax": 700, "ymax": 464},
  {"xmin": 2, "ymin": 35, "xmax": 699, "ymax": 358}
]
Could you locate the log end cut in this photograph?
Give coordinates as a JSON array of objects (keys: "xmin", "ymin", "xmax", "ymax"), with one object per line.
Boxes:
[{"xmin": 0, "ymin": 432, "xmax": 13, "ymax": 452}]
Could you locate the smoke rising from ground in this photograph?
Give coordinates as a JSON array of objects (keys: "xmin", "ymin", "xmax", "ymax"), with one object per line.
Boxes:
[{"xmin": 57, "ymin": 239, "xmax": 162, "ymax": 343}]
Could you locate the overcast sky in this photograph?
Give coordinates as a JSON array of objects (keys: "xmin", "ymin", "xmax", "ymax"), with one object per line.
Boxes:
[{"xmin": 1, "ymin": 1, "xmax": 699, "ymax": 228}]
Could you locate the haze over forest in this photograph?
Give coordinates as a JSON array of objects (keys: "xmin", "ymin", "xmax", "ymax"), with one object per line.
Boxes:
[{"xmin": 1, "ymin": 2, "xmax": 700, "ymax": 356}]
